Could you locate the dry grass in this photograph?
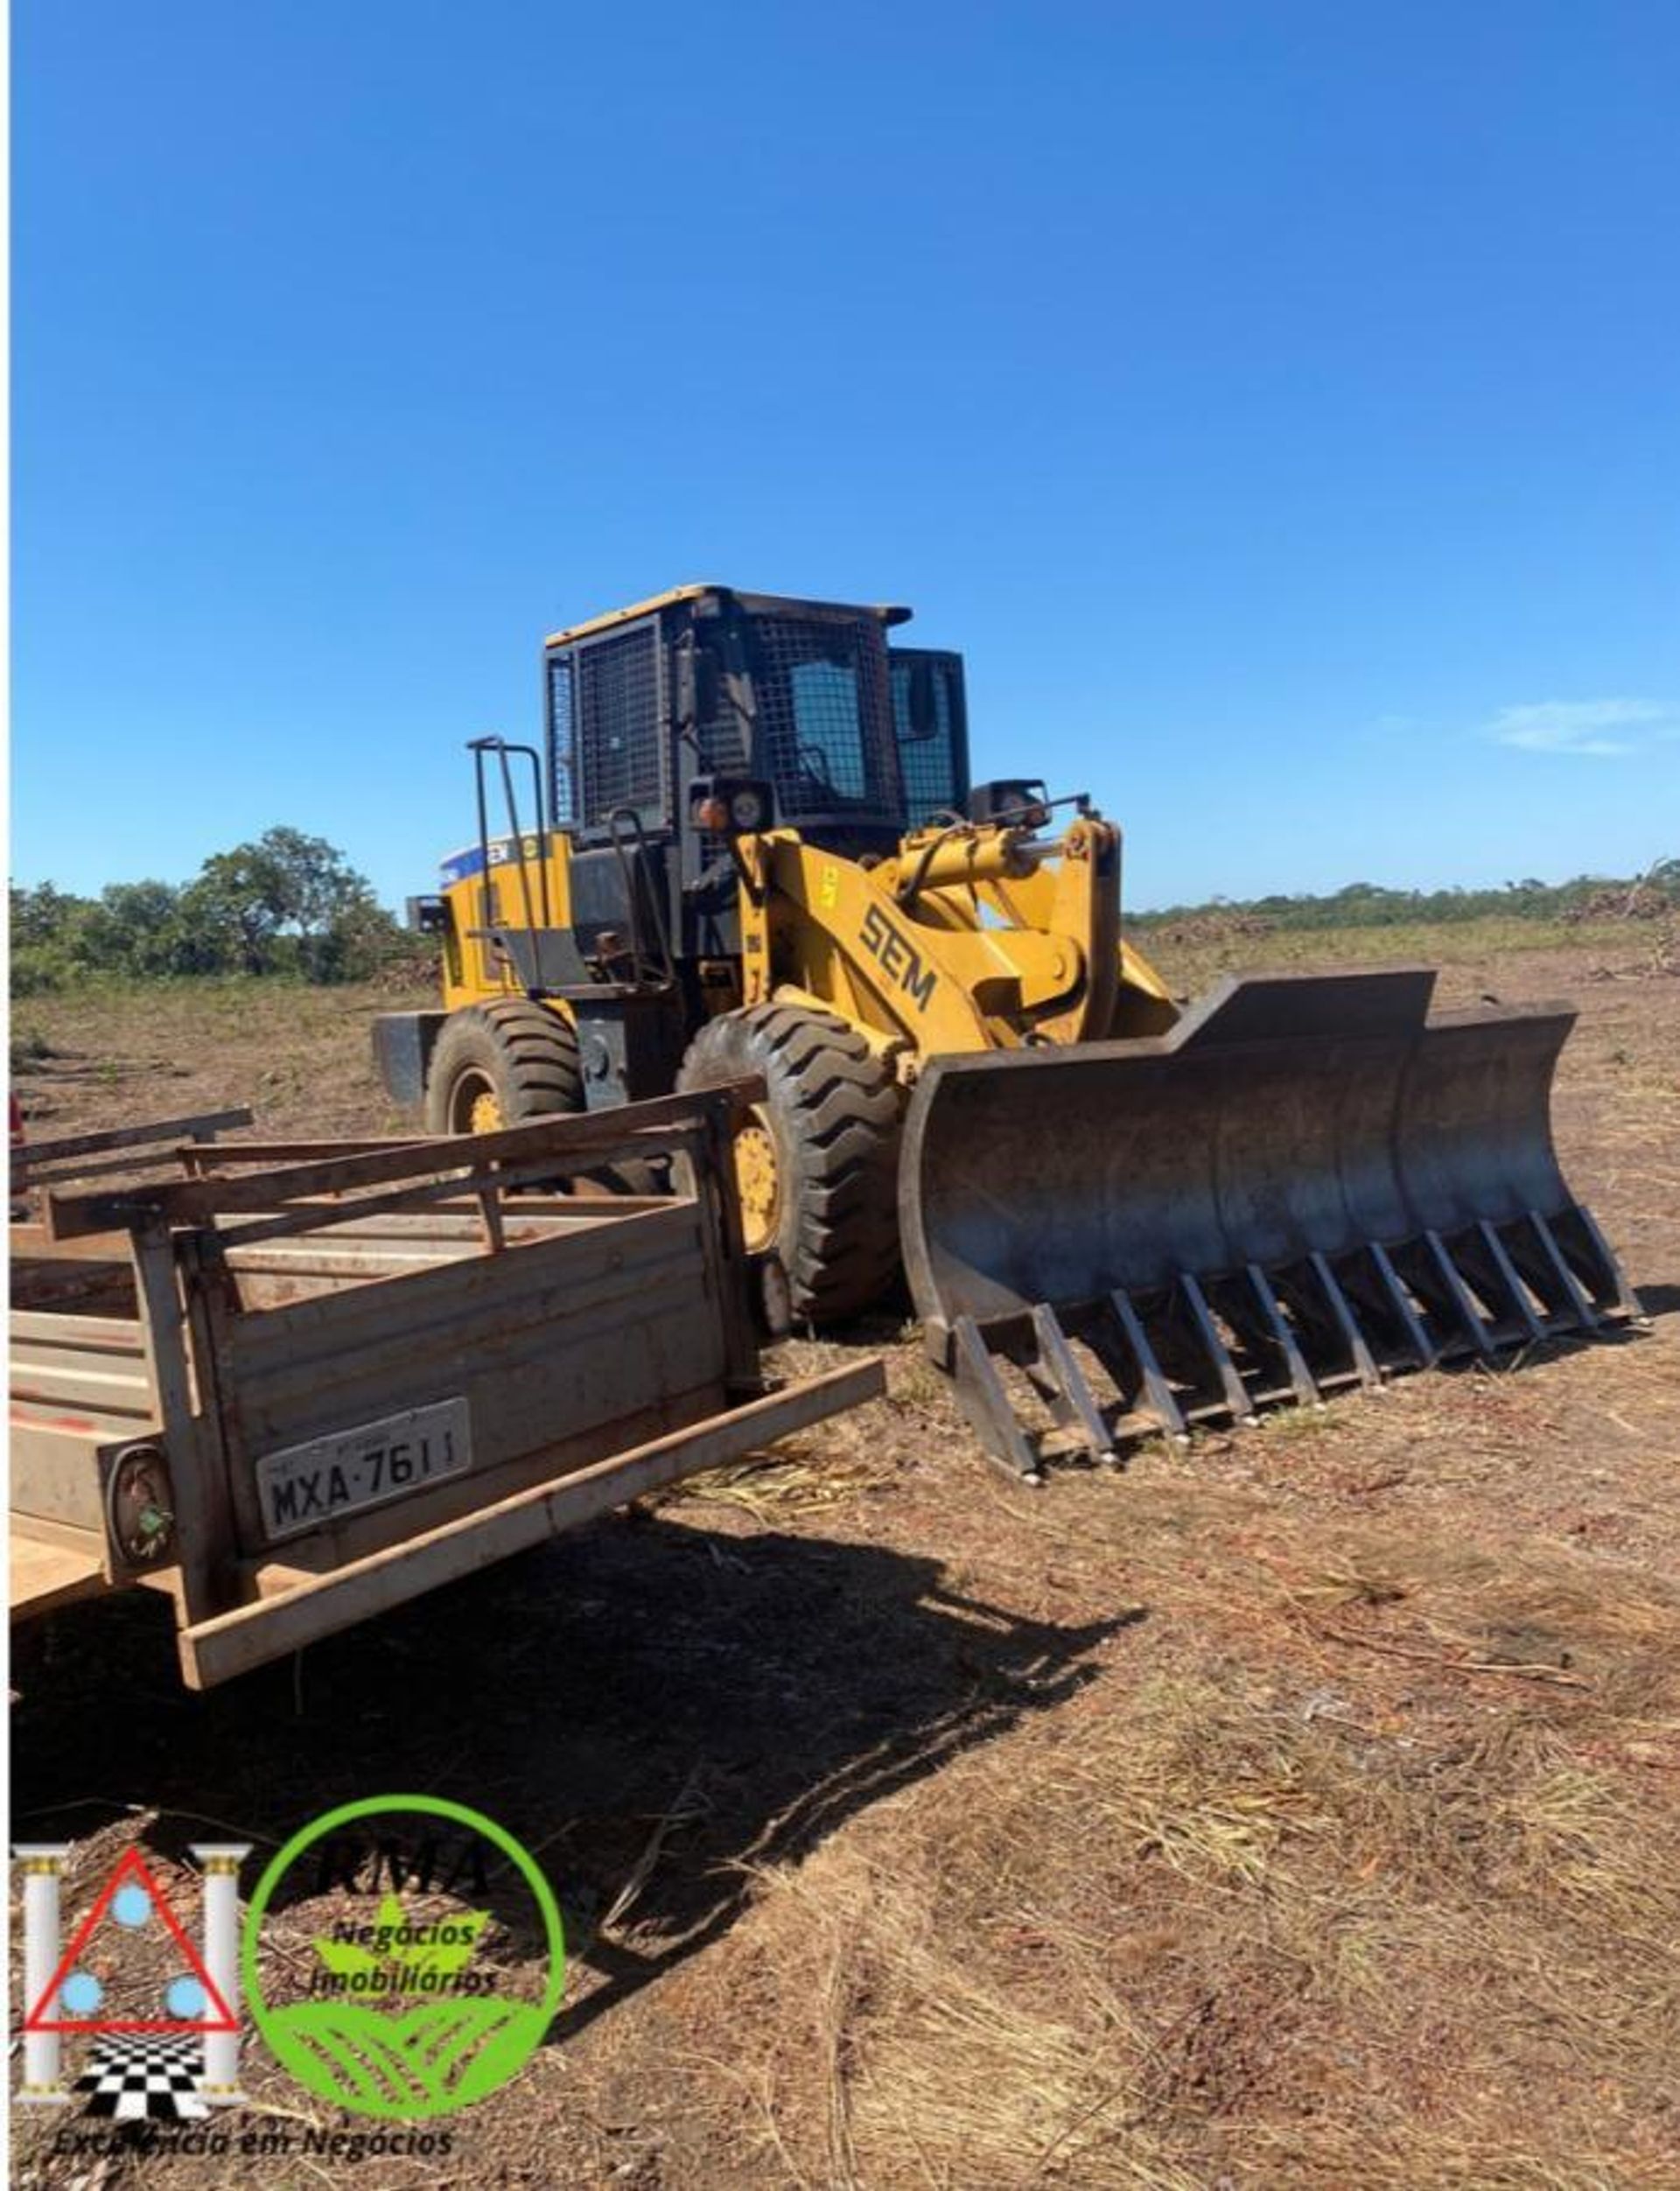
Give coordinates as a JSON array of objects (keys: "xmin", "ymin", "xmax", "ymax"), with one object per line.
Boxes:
[
  {"xmin": 10, "ymin": 920, "xmax": 1680, "ymax": 2188},
  {"xmin": 9, "ymin": 973, "xmax": 434, "ymax": 1142},
  {"xmin": 653, "ymin": 1474, "xmax": 1680, "ymax": 2188}
]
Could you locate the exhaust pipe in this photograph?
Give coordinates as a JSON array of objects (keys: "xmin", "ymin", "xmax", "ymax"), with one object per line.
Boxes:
[{"xmin": 900, "ymin": 970, "xmax": 1644, "ymax": 1479}]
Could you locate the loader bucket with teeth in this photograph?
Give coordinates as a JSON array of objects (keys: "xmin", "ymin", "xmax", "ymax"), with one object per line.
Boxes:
[{"xmin": 900, "ymin": 970, "xmax": 1644, "ymax": 1480}]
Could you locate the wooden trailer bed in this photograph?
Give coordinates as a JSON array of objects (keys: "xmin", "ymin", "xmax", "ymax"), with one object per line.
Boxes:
[{"xmin": 9, "ymin": 1094, "xmax": 881, "ymax": 1686}]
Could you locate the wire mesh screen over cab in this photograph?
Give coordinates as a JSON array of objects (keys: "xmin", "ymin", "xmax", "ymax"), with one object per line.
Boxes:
[
  {"xmin": 746, "ymin": 614, "xmax": 904, "ymax": 830},
  {"xmin": 546, "ymin": 596, "xmax": 958, "ymax": 846},
  {"xmin": 548, "ymin": 618, "xmax": 666, "ymax": 833}
]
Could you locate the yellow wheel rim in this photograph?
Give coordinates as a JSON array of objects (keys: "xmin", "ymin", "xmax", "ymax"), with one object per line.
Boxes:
[
  {"xmin": 467, "ymin": 1083, "xmax": 503, "ymax": 1134},
  {"xmin": 733, "ymin": 1116, "xmax": 780, "ymax": 1253}
]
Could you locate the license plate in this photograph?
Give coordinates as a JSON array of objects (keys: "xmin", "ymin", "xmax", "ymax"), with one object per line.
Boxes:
[{"xmin": 255, "ymin": 1397, "xmax": 472, "ymax": 1542}]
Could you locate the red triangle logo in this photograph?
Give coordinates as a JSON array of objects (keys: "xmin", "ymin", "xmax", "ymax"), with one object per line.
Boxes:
[{"xmin": 24, "ymin": 1846, "xmax": 237, "ymax": 2034}]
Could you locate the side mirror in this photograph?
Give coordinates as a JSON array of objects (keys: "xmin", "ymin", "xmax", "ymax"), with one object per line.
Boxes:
[{"xmin": 967, "ymin": 780, "xmax": 1051, "ymax": 831}]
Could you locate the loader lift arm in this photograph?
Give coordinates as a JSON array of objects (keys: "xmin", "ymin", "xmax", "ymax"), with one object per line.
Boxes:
[{"xmin": 736, "ymin": 808, "xmax": 1171, "ymax": 1053}]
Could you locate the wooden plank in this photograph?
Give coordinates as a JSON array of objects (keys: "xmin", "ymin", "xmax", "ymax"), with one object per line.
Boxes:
[
  {"xmin": 10, "ymin": 1401, "xmax": 160, "ymax": 1447},
  {"xmin": 10, "ymin": 1417, "xmax": 128, "ymax": 1531},
  {"xmin": 10, "ymin": 1533, "xmax": 108, "ymax": 1621},
  {"xmin": 223, "ymin": 1200, "xmax": 703, "ymax": 1373},
  {"xmin": 216, "ymin": 1211, "xmax": 612, "ymax": 1288},
  {"xmin": 199, "ymin": 1149, "xmax": 680, "ymax": 1253},
  {"xmin": 20, "ymin": 1146, "xmax": 239, "ymax": 1187},
  {"xmin": 226, "ymin": 1257, "xmax": 720, "ymax": 1466},
  {"xmin": 10, "ymin": 1508, "xmax": 114, "ymax": 1555},
  {"xmin": 220, "ymin": 1204, "xmax": 625, "ymax": 1248},
  {"xmin": 10, "ymin": 1306, "xmax": 157, "ymax": 1431},
  {"xmin": 16, "ymin": 1110, "xmax": 251, "ymax": 1172},
  {"xmin": 180, "ymin": 1135, "xmax": 450, "ymax": 1168},
  {"xmin": 10, "ymin": 1311, "xmax": 146, "ymax": 1351},
  {"xmin": 229, "ymin": 1264, "xmax": 458, "ymax": 1310},
  {"xmin": 178, "ymin": 1361, "xmax": 885, "ymax": 1688},
  {"xmin": 8, "ymin": 1355, "xmax": 157, "ymax": 1414},
  {"xmin": 46, "ymin": 1084, "xmax": 760, "ymax": 1237},
  {"xmin": 10, "ymin": 1224, "xmax": 133, "ymax": 1263},
  {"xmin": 7, "ymin": 1257, "xmax": 139, "ymax": 1317}
]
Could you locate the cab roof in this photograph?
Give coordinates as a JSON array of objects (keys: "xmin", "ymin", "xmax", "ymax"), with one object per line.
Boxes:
[{"xmin": 543, "ymin": 584, "xmax": 914, "ymax": 650}]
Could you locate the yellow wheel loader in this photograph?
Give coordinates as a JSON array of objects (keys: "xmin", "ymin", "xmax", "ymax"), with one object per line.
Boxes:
[{"xmin": 375, "ymin": 584, "xmax": 1643, "ymax": 1479}]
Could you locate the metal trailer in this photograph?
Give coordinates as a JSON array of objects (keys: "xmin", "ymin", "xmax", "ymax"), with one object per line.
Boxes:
[{"xmin": 9, "ymin": 1094, "xmax": 881, "ymax": 1688}]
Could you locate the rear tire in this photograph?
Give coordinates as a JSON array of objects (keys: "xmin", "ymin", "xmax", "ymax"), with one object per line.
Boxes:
[
  {"xmin": 677, "ymin": 1004, "xmax": 901, "ymax": 1323},
  {"xmin": 424, "ymin": 1000, "xmax": 584, "ymax": 1135}
]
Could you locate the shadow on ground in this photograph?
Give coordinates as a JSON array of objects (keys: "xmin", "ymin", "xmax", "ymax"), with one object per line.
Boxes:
[
  {"xmin": 1632, "ymin": 1278, "xmax": 1680, "ymax": 1319},
  {"xmin": 10, "ymin": 1512, "xmax": 1142, "ymax": 2035}
]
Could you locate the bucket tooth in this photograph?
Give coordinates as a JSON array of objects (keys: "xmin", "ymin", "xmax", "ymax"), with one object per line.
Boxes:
[
  {"xmin": 1177, "ymin": 1273, "xmax": 1256, "ymax": 1425},
  {"xmin": 1420, "ymin": 1229, "xmax": 1496, "ymax": 1356},
  {"xmin": 1244, "ymin": 1264, "xmax": 1320, "ymax": 1407},
  {"xmin": 1560, "ymin": 1204, "xmax": 1648, "ymax": 1323},
  {"xmin": 1365, "ymin": 1241, "xmax": 1438, "ymax": 1368},
  {"xmin": 950, "ymin": 1316, "xmax": 1043, "ymax": 1482},
  {"xmin": 1474, "ymin": 1220, "xmax": 1548, "ymax": 1343},
  {"xmin": 1331, "ymin": 1248, "xmax": 1424, "ymax": 1374},
  {"xmin": 1030, "ymin": 1303, "xmax": 1117, "ymax": 1464},
  {"xmin": 1106, "ymin": 1289, "xmax": 1188, "ymax": 1442},
  {"xmin": 1522, "ymin": 1210, "xmax": 1600, "ymax": 1329},
  {"xmin": 1306, "ymin": 1252, "xmax": 1382, "ymax": 1389}
]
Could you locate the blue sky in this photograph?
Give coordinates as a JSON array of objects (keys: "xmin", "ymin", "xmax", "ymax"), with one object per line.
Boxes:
[{"xmin": 12, "ymin": 1, "xmax": 1679, "ymax": 913}]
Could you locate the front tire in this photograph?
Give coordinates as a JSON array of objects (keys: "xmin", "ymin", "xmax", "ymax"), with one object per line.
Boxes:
[
  {"xmin": 424, "ymin": 1000, "xmax": 584, "ymax": 1136},
  {"xmin": 676, "ymin": 1004, "xmax": 901, "ymax": 1322}
]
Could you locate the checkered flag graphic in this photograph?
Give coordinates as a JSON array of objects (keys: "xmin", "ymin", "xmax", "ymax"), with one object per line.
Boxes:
[{"xmin": 72, "ymin": 2034, "xmax": 210, "ymax": 2121}]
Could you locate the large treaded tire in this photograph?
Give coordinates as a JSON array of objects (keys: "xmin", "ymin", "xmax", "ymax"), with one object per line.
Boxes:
[
  {"xmin": 677, "ymin": 1004, "xmax": 901, "ymax": 1323},
  {"xmin": 424, "ymin": 1000, "xmax": 583, "ymax": 1135}
]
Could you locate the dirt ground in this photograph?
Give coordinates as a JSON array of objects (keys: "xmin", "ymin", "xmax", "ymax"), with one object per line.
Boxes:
[{"xmin": 10, "ymin": 917, "xmax": 1680, "ymax": 2188}]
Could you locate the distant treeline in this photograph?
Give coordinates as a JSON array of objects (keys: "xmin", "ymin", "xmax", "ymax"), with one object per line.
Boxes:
[
  {"xmin": 1130, "ymin": 865, "xmax": 1678, "ymax": 933},
  {"xmin": 10, "ymin": 827, "xmax": 417, "ymax": 992},
  {"xmin": 11, "ymin": 844, "xmax": 1676, "ymax": 995}
]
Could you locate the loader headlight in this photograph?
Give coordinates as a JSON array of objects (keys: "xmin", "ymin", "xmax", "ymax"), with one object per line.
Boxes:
[{"xmin": 690, "ymin": 774, "xmax": 774, "ymax": 836}]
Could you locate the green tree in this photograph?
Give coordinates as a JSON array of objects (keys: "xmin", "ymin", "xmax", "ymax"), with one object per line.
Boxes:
[
  {"xmin": 10, "ymin": 834, "xmax": 402, "ymax": 991},
  {"xmin": 9, "ymin": 881, "xmax": 96, "ymax": 990},
  {"xmin": 76, "ymin": 880, "xmax": 191, "ymax": 977},
  {"xmin": 184, "ymin": 827, "xmax": 389, "ymax": 978}
]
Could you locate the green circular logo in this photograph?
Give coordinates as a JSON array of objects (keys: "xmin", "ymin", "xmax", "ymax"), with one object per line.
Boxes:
[{"xmin": 242, "ymin": 1796, "xmax": 564, "ymax": 2119}]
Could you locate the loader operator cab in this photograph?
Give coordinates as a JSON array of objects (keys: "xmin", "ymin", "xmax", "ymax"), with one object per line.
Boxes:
[
  {"xmin": 515, "ymin": 584, "xmax": 974, "ymax": 1011},
  {"xmin": 543, "ymin": 584, "xmax": 969, "ymax": 859},
  {"xmin": 393, "ymin": 584, "xmax": 984, "ymax": 1125}
]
